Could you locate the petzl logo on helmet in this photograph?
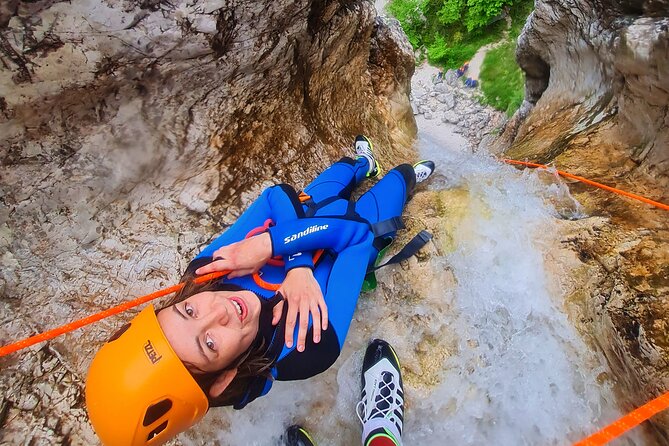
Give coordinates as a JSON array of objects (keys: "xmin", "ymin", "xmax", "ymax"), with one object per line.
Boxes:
[{"xmin": 144, "ymin": 340, "xmax": 162, "ymax": 364}]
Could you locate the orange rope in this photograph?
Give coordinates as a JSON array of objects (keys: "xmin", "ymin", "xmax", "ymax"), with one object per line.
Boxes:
[
  {"xmin": 501, "ymin": 159, "xmax": 669, "ymax": 212},
  {"xmin": 0, "ymin": 271, "xmax": 228, "ymax": 358},
  {"xmin": 574, "ymin": 391, "xmax": 669, "ymax": 445}
]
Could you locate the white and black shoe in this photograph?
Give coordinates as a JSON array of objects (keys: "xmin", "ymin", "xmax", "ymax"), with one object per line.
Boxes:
[
  {"xmin": 355, "ymin": 135, "xmax": 381, "ymax": 178},
  {"xmin": 356, "ymin": 339, "xmax": 404, "ymax": 446},
  {"xmin": 413, "ymin": 160, "xmax": 435, "ymax": 184}
]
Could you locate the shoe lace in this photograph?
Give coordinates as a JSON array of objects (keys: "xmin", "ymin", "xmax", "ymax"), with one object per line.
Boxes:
[{"xmin": 356, "ymin": 371, "xmax": 401, "ymax": 425}]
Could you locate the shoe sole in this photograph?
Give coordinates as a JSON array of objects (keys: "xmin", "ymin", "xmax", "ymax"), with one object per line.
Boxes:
[{"xmin": 368, "ymin": 159, "xmax": 382, "ymax": 179}]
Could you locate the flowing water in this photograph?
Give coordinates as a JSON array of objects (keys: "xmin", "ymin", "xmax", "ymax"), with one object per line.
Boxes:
[{"xmin": 406, "ymin": 125, "xmax": 627, "ymax": 445}]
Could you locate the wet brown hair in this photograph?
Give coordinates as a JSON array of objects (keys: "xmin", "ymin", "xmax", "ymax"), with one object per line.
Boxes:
[{"xmin": 160, "ymin": 270, "xmax": 273, "ymax": 407}]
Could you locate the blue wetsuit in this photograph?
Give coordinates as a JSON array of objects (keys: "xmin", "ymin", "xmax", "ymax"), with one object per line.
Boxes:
[{"xmin": 188, "ymin": 157, "xmax": 416, "ymax": 408}]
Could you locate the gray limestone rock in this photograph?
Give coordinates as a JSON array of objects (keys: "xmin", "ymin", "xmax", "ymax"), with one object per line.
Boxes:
[
  {"xmin": 442, "ymin": 110, "xmax": 461, "ymax": 124},
  {"xmin": 436, "ymin": 93, "xmax": 456, "ymax": 110},
  {"xmin": 512, "ymin": 0, "xmax": 669, "ymax": 179}
]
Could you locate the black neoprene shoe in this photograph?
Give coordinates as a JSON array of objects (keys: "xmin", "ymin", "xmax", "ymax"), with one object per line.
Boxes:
[{"xmin": 284, "ymin": 425, "xmax": 317, "ymax": 446}]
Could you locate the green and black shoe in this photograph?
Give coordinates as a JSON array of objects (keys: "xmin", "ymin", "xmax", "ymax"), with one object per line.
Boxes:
[
  {"xmin": 284, "ymin": 425, "xmax": 317, "ymax": 446},
  {"xmin": 413, "ymin": 160, "xmax": 435, "ymax": 184},
  {"xmin": 355, "ymin": 135, "xmax": 381, "ymax": 178}
]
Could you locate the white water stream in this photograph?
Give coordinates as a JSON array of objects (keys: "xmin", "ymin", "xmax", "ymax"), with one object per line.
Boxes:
[{"xmin": 408, "ymin": 126, "xmax": 626, "ymax": 445}]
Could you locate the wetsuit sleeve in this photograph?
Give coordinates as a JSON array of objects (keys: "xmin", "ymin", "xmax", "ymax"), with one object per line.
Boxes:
[
  {"xmin": 195, "ymin": 184, "xmax": 314, "ymax": 267},
  {"xmin": 263, "ymin": 185, "xmax": 316, "ymax": 270},
  {"xmin": 268, "ymin": 217, "xmax": 371, "ymax": 256},
  {"xmin": 275, "ymin": 231, "xmax": 374, "ymax": 380},
  {"xmin": 282, "ymin": 252, "xmax": 314, "ymax": 271}
]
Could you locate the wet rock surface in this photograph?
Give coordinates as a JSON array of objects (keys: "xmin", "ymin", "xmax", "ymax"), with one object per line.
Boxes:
[
  {"xmin": 0, "ymin": 1, "xmax": 417, "ymax": 443},
  {"xmin": 499, "ymin": 0, "xmax": 669, "ymax": 440},
  {"xmin": 410, "ymin": 65, "xmax": 506, "ymax": 149}
]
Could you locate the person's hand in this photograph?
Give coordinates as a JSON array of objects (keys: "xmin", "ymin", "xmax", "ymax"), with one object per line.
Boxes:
[
  {"xmin": 272, "ymin": 267, "xmax": 328, "ymax": 352},
  {"xmin": 195, "ymin": 233, "xmax": 272, "ymax": 278}
]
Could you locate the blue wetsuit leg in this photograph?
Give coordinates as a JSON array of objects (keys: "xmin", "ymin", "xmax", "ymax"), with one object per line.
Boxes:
[
  {"xmin": 303, "ymin": 157, "xmax": 369, "ymax": 202},
  {"xmin": 354, "ymin": 164, "xmax": 415, "ymax": 265},
  {"xmin": 354, "ymin": 164, "xmax": 415, "ymax": 226}
]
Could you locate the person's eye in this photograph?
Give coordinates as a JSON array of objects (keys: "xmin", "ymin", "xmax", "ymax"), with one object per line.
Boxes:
[
  {"xmin": 205, "ymin": 335, "xmax": 216, "ymax": 351},
  {"xmin": 184, "ymin": 303, "xmax": 194, "ymax": 317}
]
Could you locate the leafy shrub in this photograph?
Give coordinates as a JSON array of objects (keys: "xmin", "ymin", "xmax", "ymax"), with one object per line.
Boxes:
[
  {"xmin": 437, "ymin": 0, "xmax": 464, "ymax": 25},
  {"xmin": 464, "ymin": 0, "xmax": 509, "ymax": 31},
  {"xmin": 479, "ymin": 40, "xmax": 525, "ymax": 115},
  {"xmin": 389, "ymin": 0, "xmax": 533, "ymax": 69}
]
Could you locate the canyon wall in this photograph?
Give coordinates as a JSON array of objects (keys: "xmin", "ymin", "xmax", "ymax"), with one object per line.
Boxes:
[{"xmin": 501, "ymin": 0, "xmax": 669, "ymax": 440}]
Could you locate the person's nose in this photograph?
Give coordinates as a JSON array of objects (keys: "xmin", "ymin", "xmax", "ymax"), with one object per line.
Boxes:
[{"xmin": 206, "ymin": 299, "xmax": 230, "ymax": 327}]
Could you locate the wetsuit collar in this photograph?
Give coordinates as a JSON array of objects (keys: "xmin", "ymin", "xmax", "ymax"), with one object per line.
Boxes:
[{"xmin": 252, "ymin": 292, "xmax": 286, "ymax": 361}]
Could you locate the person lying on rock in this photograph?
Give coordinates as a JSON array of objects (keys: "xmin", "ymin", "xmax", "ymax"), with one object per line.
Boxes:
[{"xmin": 85, "ymin": 135, "xmax": 435, "ymax": 446}]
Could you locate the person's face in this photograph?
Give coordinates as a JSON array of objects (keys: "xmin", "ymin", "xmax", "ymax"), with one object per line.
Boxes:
[{"xmin": 157, "ymin": 290, "xmax": 261, "ymax": 373}]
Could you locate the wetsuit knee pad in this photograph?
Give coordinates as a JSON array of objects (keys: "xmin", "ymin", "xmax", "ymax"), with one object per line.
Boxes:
[
  {"xmin": 338, "ymin": 156, "xmax": 357, "ymax": 166},
  {"xmin": 391, "ymin": 164, "xmax": 416, "ymax": 194}
]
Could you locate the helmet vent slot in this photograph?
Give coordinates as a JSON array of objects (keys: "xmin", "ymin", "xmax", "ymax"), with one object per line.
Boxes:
[
  {"xmin": 143, "ymin": 399, "xmax": 173, "ymax": 426},
  {"xmin": 147, "ymin": 420, "xmax": 168, "ymax": 441},
  {"xmin": 107, "ymin": 323, "xmax": 131, "ymax": 343}
]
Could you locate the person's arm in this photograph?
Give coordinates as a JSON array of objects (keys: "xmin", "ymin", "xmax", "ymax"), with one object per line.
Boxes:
[
  {"xmin": 193, "ymin": 184, "xmax": 315, "ymax": 275},
  {"xmin": 195, "ymin": 184, "xmax": 305, "ymax": 259},
  {"xmin": 274, "ymin": 230, "xmax": 374, "ymax": 380},
  {"xmin": 195, "ymin": 216, "xmax": 371, "ymax": 276},
  {"xmin": 267, "ymin": 216, "xmax": 371, "ymax": 255}
]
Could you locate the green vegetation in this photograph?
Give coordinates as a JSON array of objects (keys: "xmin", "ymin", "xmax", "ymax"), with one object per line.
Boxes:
[
  {"xmin": 387, "ymin": 0, "xmax": 531, "ymax": 68},
  {"xmin": 478, "ymin": 41, "xmax": 524, "ymax": 115},
  {"xmin": 388, "ymin": 0, "xmax": 534, "ymax": 115},
  {"xmin": 508, "ymin": 0, "xmax": 534, "ymax": 39},
  {"xmin": 478, "ymin": 0, "xmax": 534, "ymax": 115}
]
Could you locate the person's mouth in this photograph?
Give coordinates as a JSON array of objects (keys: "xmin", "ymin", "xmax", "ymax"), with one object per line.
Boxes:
[{"xmin": 228, "ymin": 296, "xmax": 248, "ymax": 322}]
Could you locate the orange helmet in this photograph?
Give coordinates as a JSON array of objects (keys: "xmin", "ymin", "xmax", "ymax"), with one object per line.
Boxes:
[{"xmin": 85, "ymin": 305, "xmax": 209, "ymax": 446}]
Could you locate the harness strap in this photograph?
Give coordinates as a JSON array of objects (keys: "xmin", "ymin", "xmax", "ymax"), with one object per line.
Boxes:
[
  {"xmin": 368, "ymin": 230, "xmax": 433, "ymax": 273},
  {"xmin": 370, "ymin": 216, "xmax": 405, "ymax": 237},
  {"xmin": 298, "ymin": 191, "xmax": 315, "ymax": 209},
  {"xmin": 304, "ymin": 195, "xmax": 340, "ymax": 217}
]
